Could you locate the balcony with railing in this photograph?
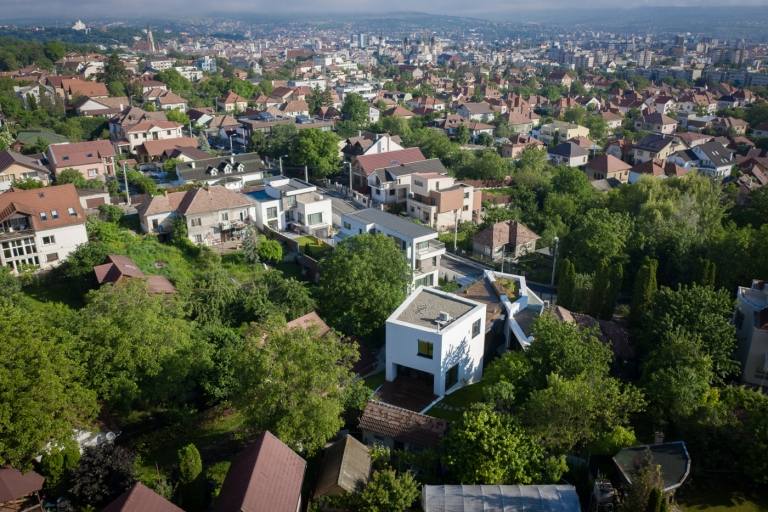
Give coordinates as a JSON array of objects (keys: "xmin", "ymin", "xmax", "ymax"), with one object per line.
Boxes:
[{"xmin": 415, "ymin": 239, "xmax": 445, "ymax": 258}]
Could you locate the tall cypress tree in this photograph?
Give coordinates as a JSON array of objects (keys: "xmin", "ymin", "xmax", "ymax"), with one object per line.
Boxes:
[
  {"xmin": 557, "ymin": 258, "xmax": 577, "ymax": 310},
  {"xmin": 589, "ymin": 259, "xmax": 611, "ymax": 318},
  {"xmin": 601, "ymin": 261, "xmax": 624, "ymax": 320},
  {"xmin": 630, "ymin": 257, "xmax": 658, "ymax": 326}
]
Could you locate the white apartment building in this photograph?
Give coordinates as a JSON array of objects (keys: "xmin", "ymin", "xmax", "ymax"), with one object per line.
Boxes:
[
  {"xmin": 0, "ymin": 184, "xmax": 88, "ymax": 272},
  {"xmin": 338, "ymin": 208, "xmax": 445, "ymax": 288},
  {"xmin": 249, "ymin": 176, "xmax": 333, "ymax": 238},
  {"xmin": 735, "ymin": 280, "xmax": 768, "ymax": 389},
  {"xmin": 385, "ymin": 287, "xmax": 487, "ymax": 397}
]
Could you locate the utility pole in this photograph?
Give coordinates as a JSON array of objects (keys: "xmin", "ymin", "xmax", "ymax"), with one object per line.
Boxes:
[
  {"xmin": 279, "ymin": 156, "xmax": 284, "ymax": 174},
  {"xmin": 304, "ymin": 165, "xmax": 309, "ymax": 183},
  {"xmin": 345, "ymin": 161, "xmax": 352, "ymax": 198},
  {"xmin": 550, "ymin": 236, "xmax": 559, "ymax": 287},
  {"xmin": 122, "ymin": 161, "xmax": 130, "ymax": 206},
  {"xmin": 453, "ymin": 210, "xmax": 459, "ymax": 253}
]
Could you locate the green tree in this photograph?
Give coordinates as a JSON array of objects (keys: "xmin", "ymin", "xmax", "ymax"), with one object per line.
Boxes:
[
  {"xmin": 442, "ymin": 405, "xmax": 566, "ymax": 484},
  {"xmin": 517, "ymin": 146, "xmax": 548, "ymax": 174},
  {"xmin": 356, "ymin": 469, "xmax": 420, "ymax": 512},
  {"xmin": 307, "ymin": 85, "xmax": 332, "ymax": 113},
  {"xmin": 317, "ymin": 234, "xmax": 410, "ymax": 337},
  {"xmin": 257, "ymin": 237, "xmax": 283, "ymax": 264},
  {"xmin": 557, "ymin": 258, "xmax": 577, "ymax": 310},
  {"xmin": 39, "ymin": 441, "xmax": 80, "ymax": 490},
  {"xmin": 293, "ymin": 128, "xmax": 340, "ymax": 178},
  {"xmin": 177, "ymin": 444, "xmax": 202, "ymax": 484},
  {"xmin": 630, "ymin": 257, "xmax": 658, "ymax": 326},
  {"xmin": 563, "ymin": 106, "xmax": 586, "ymax": 125},
  {"xmin": 70, "ymin": 445, "xmax": 136, "ymax": 509},
  {"xmin": 455, "ymin": 124, "xmax": 470, "ymax": 144},
  {"xmin": 0, "ymin": 301, "xmax": 97, "ymax": 468},
  {"xmin": 241, "ymin": 226, "xmax": 261, "ymax": 263},
  {"xmin": 563, "ymin": 208, "xmax": 631, "ymax": 274},
  {"xmin": 618, "ymin": 451, "xmax": 665, "ymax": 512},
  {"xmin": 166, "ymin": 108, "xmax": 190, "ymax": 126},
  {"xmin": 646, "ymin": 285, "xmax": 738, "ymax": 382},
  {"xmin": 341, "ymin": 92, "xmax": 369, "ymax": 128},
  {"xmin": 234, "ymin": 324, "xmax": 360, "ymax": 454},
  {"xmin": 189, "ymin": 266, "xmax": 241, "ymax": 326}
]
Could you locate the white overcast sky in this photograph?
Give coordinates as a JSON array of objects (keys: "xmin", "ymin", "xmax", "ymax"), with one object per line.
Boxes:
[{"xmin": 1, "ymin": 0, "xmax": 767, "ymax": 18}]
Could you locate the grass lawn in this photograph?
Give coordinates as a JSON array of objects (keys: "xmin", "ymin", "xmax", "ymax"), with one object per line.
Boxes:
[
  {"xmin": 364, "ymin": 371, "xmax": 386, "ymax": 392},
  {"xmin": 295, "ymin": 235, "xmax": 333, "ymax": 259},
  {"xmin": 677, "ymin": 481, "xmax": 768, "ymax": 512},
  {"xmin": 426, "ymin": 381, "xmax": 488, "ymax": 422}
]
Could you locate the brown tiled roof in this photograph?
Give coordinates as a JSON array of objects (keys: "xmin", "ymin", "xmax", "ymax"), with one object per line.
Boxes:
[
  {"xmin": 214, "ymin": 431, "xmax": 306, "ymax": 512},
  {"xmin": 356, "ymin": 148, "xmax": 425, "ymax": 175},
  {"xmin": 0, "ymin": 184, "xmax": 85, "ymax": 231},
  {"xmin": 587, "ymin": 155, "xmax": 632, "ymax": 174},
  {"xmin": 103, "ymin": 482, "xmax": 183, "ymax": 512},
  {"xmin": 473, "ymin": 220, "xmax": 539, "ymax": 251},
  {"xmin": 138, "ymin": 186, "xmax": 253, "ymax": 218},
  {"xmin": 0, "ymin": 150, "xmax": 48, "ymax": 174},
  {"xmin": 124, "ymin": 120, "xmax": 182, "ymax": 134},
  {"xmin": 62, "ymin": 78, "xmax": 108, "ymax": 98},
  {"xmin": 220, "ymin": 91, "xmax": 248, "ymax": 105},
  {"xmin": 48, "ymin": 140, "xmax": 115, "ymax": 168},
  {"xmin": 359, "ymin": 400, "xmax": 448, "ymax": 448},
  {"xmin": 138, "ymin": 137, "xmax": 198, "ymax": 158},
  {"xmin": 281, "ymin": 100, "xmax": 309, "ymax": 113},
  {"xmin": 0, "ymin": 468, "xmax": 44, "ymax": 503},
  {"xmin": 286, "ymin": 311, "xmax": 331, "ymax": 337},
  {"xmin": 94, "ymin": 255, "xmax": 176, "ymax": 294}
]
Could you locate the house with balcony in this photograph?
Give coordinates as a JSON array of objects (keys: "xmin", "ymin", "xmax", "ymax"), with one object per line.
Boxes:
[
  {"xmin": 338, "ymin": 208, "xmax": 445, "ymax": 288},
  {"xmin": 175, "ymin": 153, "xmax": 270, "ymax": 190},
  {"xmin": 46, "ymin": 140, "xmax": 116, "ymax": 181},
  {"xmin": 137, "ymin": 186, "xmax": 256, "ymax": 246},
  {"xmin": 248, "ymin": 176, "xmax": 333, "ymax": 238},
  {"xmin": 0, "ymin": 150, "xmax": 51, "ymax": 191},
  {"xmin": 668, "ymin": 141, "xmax": 735, "ymax": 178},
  {"xmin": 537, "ymin": 121, "xmax": 590, "ymax": 146},
  {"xmin": 385, "ymin": 286, "xmax": 487, "ymax": 399},
  {"xmin": 632, "ymin": 134, "xmax": 680, "ymax": 164},
  {"xmin": 0, "ymin": 184, "xmax": 88, "ymax": 272},
  {"xmin": 406, "ymin": 174, "xmax": 481, "ymax": 231},
  {"xmin": 367, "ymin": 159, "xmax": 448, "ymax": 206},
  {"xmin": 735, "ymin": 279, "xmax": 768, "ymax": 389}
]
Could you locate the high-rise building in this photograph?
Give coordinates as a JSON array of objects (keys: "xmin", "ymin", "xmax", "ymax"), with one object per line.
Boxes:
[{"xmin": 146, "ymin": 26, "xmax": 156, "ymax": 54}]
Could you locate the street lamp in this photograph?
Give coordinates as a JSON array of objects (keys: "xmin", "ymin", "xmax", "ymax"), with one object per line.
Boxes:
[
  {"xmin": 550, "ymin": 236, "xmax": 560, "ymax": 287},
  {"xmin": 279, "ymin": 154, "xmax": 288, "ymax": 174}
]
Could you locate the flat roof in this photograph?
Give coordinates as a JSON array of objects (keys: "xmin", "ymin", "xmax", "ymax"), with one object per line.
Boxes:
[
  {"xmin": 345, "ymin": 208, "xmax": 436, "ymax": 240},
  {"xmin": 396, "ymin": 288, "xmax": 478, "ymax": 330},
  {"xmin": 422, "ymin": 485, "xmax": 581, "ymax": 512}
]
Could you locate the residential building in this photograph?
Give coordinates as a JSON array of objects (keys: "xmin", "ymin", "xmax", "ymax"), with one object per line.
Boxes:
[
  {"xmin": 248, "ymin": 176, "xmax": 332, "ymax": 238},
  {"xmin": 122, "ymin": 120, "xmax": 184, "ymax": 154},
  {"xmin": 735, "ymin": 279, "xmax": 768, "ymax": 389},
  {"xmin": 338, "ymin": 208, "xmax": 445, "ymax": 288},
  {"xmin": 352, "ymin": 147, "xmax": 426, "ymax": 192},
  {"xmin": 143, "ymin": 88, "xmax": 188, "ymax": 111},
  {"xmin": 406, "ymin": 173, "xmax": 481, "ymax": 231},
  {"xmin": 500, "ymin": 134, "xmax": 544, "ymax": 159},
  {"xmin": 635, "ymin": 112, "xmax": 678, "ymax": 134},
  {"xmin": 313, "ymin": 435, "xmax": 371, "ymax": 499},
  {"xmin": 629, "ymin": 159, "xmax": 689, "ymax": 184},
  {"xmin": 472, "ymin": 221, "xmax": 539, "ymax": 262},
  {"xmin": 137, "ymin": 186, "xmax": 256, "ymax": 246},
  {"xmin": 103, "ymin": 483, "xmax": 183, "ymax": 512},
  {"xmin": 217, "ymin": 91, "xmax": 248, "ymax": 113},
  {"xmin": 538, "ymin": 121, "xmax": 590, "ymax": 145},
  {"xmin": 0, "ymin": 467, "xmax": 45, "ymax": 512},
  {"xmin": 367, "ymin": 158, "xmax": 447, "ymax": 206},
  {"xmin": 46, "ymin": 140, "xmax": 116, "ymax": 180},
  {"xmin": 548, "ymin": 141, "xmax": 588, "ymax": 167},
  {"xmin": 61, "ymin": 78, "xmax": 108, "ymax": 103},
  {"xmin": 359, "ymin": 400, "xmax": 448, "ymax": 450},
  {"xmin": 0, "ymin": 184, "xmax": 88, "ymax": 272},
  {"xmin": 632, "ymin": 134, "xmax": 679, "ymax": 164},
  {"xmin": 422, "ymin": 485, "xmax": 581, "ymax": 512},
  {"xmin": 0, "ymin": 150, "xmax": 50, "ymax": 191},
  {"xmin": 175, "ymin": 153, "xmax": 270, "ymax": 190},
  {"xmin": 585, "ymin": 154, "xmax": 632, "ymax": 183},
  {"xmin": 456, "ymin": 102, "xmax": 494, "ymax": 122},
  {"xmin": 74, "ymin": 96, "xmax": 130, "ymax": 117},
  {"xmin": 385, "ymin": 286, "xmax": 486, "ymax": 397},
  {"xmin": 94, "ymin": 254, "xmax": 175, "ymax": 294},
  {"xmin": 668, "ymin": 141, "xmax": 735, "ymax": 178},
  {"xmin": 213, "ymin": 431, "xmax": 306, "ymax": 512}
]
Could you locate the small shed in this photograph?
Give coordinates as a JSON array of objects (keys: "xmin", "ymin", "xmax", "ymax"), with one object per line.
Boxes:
[{"xmin": 313, "ymin": 435, "xmax": 371, "ymax": 498}]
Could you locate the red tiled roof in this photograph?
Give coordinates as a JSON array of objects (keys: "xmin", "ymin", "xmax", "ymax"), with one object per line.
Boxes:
[
  {"xmin": 103, "ymin": 482, "xmax": 183, "ymax": 512},
  {"xmin": 0, "ymin": 184, "xmax": 85, "ymax": 231},
  {"xmin": 356, "ymin": 148, "xmax": 426, "ymax": 175},
  {"xmin": 138, "ymin": 137, "xmax": 198, "ymax": 158},
  {"xmin": 213, "ymin": 431, "xmax": 306, "ymax": 512},
  {"xmin": 0, "ymin": 468, "xmax": 44, "ymax": 503},
  {"xmin": 48, "ymin": 140, "xmax": 115, "ymax": 168},
  {"xmin": 359, "ymin": 400, "xmax": 448, "ymax": 448},
  {"xmin": 286, "ymin": 311, "xmax": 331, "ymax": 336}
]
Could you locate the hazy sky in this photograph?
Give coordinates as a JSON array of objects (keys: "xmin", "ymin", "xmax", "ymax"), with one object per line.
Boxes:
[{"xmin": 1, "ymin": 0, "xmax": 767, "ymax": 18}]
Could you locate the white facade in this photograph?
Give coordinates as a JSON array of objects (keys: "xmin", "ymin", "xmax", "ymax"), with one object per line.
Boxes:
[
  {"xmin": 0, "ymin": 220, "xmax": 87, "ymax": 272},
  {"xmin": 338, "ymin": 208, "xmax": 445, "ymax": 288},
  {"xmin": 250, "ymin": 177, "xmax": 333, "ymax": 237},
  {"xmin": 386, "ymin": 287, "xmax": 486, "ymax": 397},
  {"xmin": 735, "ymin": 280, "xmax": 768, "ymax": 389}
]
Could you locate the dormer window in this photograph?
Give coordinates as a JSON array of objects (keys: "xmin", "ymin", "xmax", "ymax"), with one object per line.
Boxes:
[
  {"xmin": 68, "ymin": 207, "xmax": 77, "ymax": 216},
  {"xmin": 208, "ymin": 167, "xmax": 218, "ymax": 176},
  {"xmin": 224, "ymin": 164, "xmax": 232, "ymax": 174},
  {"xmin": 39, "ymin": 212, "xmax": 47, "ymax": 221},
  {"xmin": 51, "ymin": 210, "xmax": 59, "ymax": 219}
]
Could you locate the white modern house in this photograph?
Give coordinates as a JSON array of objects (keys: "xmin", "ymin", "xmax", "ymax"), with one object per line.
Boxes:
[
  {"xmin": 735, "ymin": 279, "xmax": 768, "ymax": 389},
  {"xmin": 386, "ymin": 287, "xmax": 487, "ymax": 397},
  {"xmin": 248, "ymin": 176, "xmax": 333, "ymax": 238},
  {"xmin": 0, "ymin": 184, "xmax": 88, "ymax": 272},
  {"xmin": 338, "ymin": 208, "xmax": 445, "ymax": 288}
]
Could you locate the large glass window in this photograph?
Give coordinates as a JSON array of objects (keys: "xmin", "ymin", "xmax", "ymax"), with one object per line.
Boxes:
[
  {"xmin": 417, "ymin": 340, "xmax": 433, "ymax": 359},
  {"xmin": 446, "ymin": 364, "xmax": 459, "ymax": 390},
  {"xmin": 266, "ymin": 207, "xmax": 278, "ymax": 219},
  {"xmin": 307, "ymin": 212, "xmax": 323, "ymax": 225}
]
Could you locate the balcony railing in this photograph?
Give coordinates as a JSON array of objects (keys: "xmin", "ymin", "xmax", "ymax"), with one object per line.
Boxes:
[{"xmin": 415, "ymin": 239, "xmax": 445, "ymax": 257}]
